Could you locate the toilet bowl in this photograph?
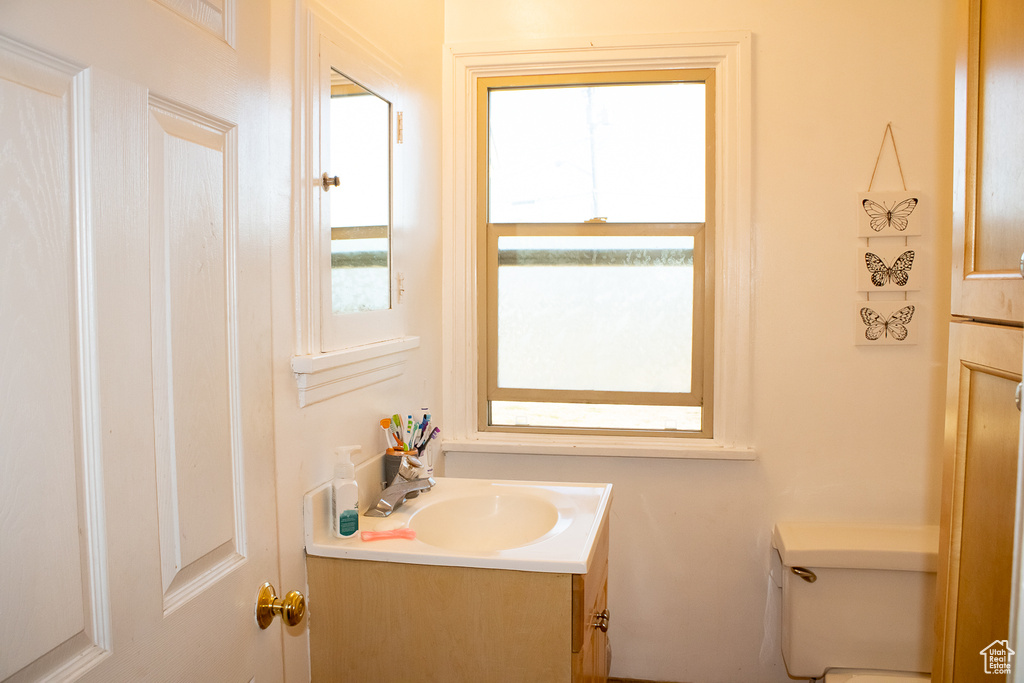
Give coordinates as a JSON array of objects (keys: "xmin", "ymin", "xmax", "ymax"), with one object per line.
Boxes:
[{"xmin": 773, "ymin": 522, "xmax": 938, "ymax": 681}]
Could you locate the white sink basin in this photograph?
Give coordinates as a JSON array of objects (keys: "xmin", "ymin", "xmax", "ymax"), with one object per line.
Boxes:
[
  {"xmin": 409, "ymin": 492, "xmax": 565, "ymax": 552},
  {"xmin": 304, "ymin": 476, "xmax": 612, "ymax": 573}
]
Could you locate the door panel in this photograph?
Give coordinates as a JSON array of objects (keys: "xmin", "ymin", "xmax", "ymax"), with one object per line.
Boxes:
[
  {"xmin": 0, "ymin": 39, "xmax": 108, "ymax": 682},
  {"xmin": 154, "ymin": 0, "xmax": 234, "ymax": 44},
  {"xmin": 974, "ymin": 0, "xmax": 1024, "ymax": 274},
  {"xmin": 951, "ymin": 351, "xmax": 1019, "ymax": 680},
  {"xmin": 0, "ymin": 1, "xmax": 282, "ymax": 680},
  {"xmin": 936, "ymin": 321, "xmax": 1022, "ymax": 681},
  {"xmin": 149, "ymin": 98, "xmax": 245, "ymax": 606},
  {"xmin": 951, "ymin": 0, "xmax": 1024, "ymax": 323}
]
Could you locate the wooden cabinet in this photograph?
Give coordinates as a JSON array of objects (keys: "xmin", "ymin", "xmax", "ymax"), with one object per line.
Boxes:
[
  {"xmin": 935, "ymin": 322, "xmax": 1021, "ymax": 682},
  {"xmin": 933, "ymin": 1, "xmax": 1024, "ymax": 680},
  {"xmin": 949, "ymin": 0, "xmax": 1024, "ymax": 325},
  {"xmin": 307, "ymin": 515, "xmax": 609, "ymax": 682}
]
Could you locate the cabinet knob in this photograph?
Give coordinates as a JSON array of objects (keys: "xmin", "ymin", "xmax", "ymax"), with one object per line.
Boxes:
[
  {"xmin": 591, "ymin": 609, "xmax": 610, "ymax": 632},
  {"xmin": 321, "ymin": 172, "xmax": 340, "ymax": 191}
]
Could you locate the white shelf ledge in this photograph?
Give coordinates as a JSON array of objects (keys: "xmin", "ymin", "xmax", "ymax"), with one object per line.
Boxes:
[{"xmin": 291, "ymin": 336, "xmax": 420, "ymax": 407}]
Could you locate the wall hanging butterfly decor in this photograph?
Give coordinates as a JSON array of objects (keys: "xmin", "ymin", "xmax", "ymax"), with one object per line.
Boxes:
[
  {"xmin": 859, "ymin": 247, "xmax": 918, "ymax": 290},
  {"xmin": 854, "ymin": 123, "xmax": 923, "ymax": 346},
  {"xmin": 855, "ymin": 301, "xmax": 918, "ymax": 345},
  {"xmin": 857, "ymin": 191, "xmax": 922, "ymax": 236}
]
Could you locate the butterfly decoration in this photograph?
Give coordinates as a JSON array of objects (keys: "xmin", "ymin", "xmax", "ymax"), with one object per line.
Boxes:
[
  {"xmin": 862, "ymin": 197, "xmax": 918, "ymax": 232},
  {"xmin": 864, "ymin": 250, "xmax": 915, "ymax": 287},
  {"xmin": 859, "ymin": 305, "xmax": 915, "ymax": 341}
]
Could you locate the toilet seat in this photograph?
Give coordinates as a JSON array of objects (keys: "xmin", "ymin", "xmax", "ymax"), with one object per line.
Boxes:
[{"xmin": 823, "ymin": 670, "xmax": 930, "ymax": 683}]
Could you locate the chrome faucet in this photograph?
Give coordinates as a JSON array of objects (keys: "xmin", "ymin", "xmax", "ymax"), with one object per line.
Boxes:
[
  {"xmin": 365, "ymin": 452, "xmax": 435, "ymax": 517},
  {"xmin": 365, "ymin": 476, "xmax": 436, "ymax": 517}
]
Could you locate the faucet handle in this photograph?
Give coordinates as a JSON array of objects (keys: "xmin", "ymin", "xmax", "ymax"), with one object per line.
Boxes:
[{"xmin": 395, "ymin": 453, "xmax": 421, "ymax": 482}]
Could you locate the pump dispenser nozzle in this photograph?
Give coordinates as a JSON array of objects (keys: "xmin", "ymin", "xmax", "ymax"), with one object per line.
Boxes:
[{"xmin": 334, "ymin": 445, "xmax": 359, "ymax": 479}]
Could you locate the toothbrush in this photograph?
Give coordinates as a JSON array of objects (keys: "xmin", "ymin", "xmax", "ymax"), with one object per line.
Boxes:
[
  {"xmin": 387, "ymin": 418, "xmax": 405, "ymax": 449},
  {"xmin": 391, "ymin": 414, "xmax": 404, "ymax": 444},
  {"xmin": 379, "ymin": 418, "xmax": 397, "ymax": 448},
  {"xmin": 415, "ymin": 419, "xmax": 430, "ymax": 448},
  {"xmin": 420, "ymin": 426, "xmax": 440, "ymax": 470},
  {"xmin": 419, "ymin": 426, "xmax": 439, "ymax": 450}
]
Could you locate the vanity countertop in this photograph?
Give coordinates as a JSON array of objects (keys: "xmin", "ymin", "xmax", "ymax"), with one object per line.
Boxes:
[{"xmin": 304, "ymin": 476, "xmax": 612, "ymax": 573}]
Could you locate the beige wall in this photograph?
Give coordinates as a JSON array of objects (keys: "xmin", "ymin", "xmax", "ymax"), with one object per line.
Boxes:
[
  {"xmin": 273, "ymin": 1, "xmax": 955, "ymax": 681},
  {"xmin": 443, "ymin": 1, "xmax": 956, "ymax": 681},
  {"xmin": 270, "ymin": 1, "xmax": 445, "ymax": 680}
]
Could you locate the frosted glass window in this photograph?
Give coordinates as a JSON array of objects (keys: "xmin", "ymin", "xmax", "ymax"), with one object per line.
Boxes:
[
  {"xmin": 490, "ymin": 402, "xmax": 702, "ymax": 432},
  {"xmin": 488, "ymin": 82, "xmax": 705, "ymax": 223},
  {"xmin": 496, "ymin": 235, "xmax": 694, "ymax": 392}
]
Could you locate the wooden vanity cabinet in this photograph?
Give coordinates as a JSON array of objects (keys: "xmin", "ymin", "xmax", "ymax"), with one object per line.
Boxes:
[{"xmin": 307, "ymin": 515, "xmax": 609, "ymax": 682}]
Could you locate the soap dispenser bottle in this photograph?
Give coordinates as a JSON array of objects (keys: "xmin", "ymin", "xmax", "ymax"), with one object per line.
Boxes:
[{"xmin": 332, "ymin": 445, "xmax": 360, "ymax": 538}]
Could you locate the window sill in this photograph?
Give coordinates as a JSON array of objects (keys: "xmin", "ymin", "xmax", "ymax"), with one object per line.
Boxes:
[
  {"xmin": 291, "ymin": 336, "xmax": 420, "ymax": 407},
  {"xmin": 441, "ymin": 435, "xmax": 755, "ymax": 461}
]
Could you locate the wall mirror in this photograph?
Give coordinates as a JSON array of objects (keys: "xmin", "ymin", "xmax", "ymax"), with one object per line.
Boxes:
[{"xmin": 325, "ymin": 68, "xmax": 391, "ymax": 315}]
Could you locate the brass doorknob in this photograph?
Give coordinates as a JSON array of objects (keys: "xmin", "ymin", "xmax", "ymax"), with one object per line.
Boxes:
[{"xmin": 256, "ymin": 582, "xmax": 305, "ymax": 629}]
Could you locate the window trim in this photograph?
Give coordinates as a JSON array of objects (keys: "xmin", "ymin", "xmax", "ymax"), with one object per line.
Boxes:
[
  {"xmin": 477, "ymin": 69, "xmax": 715, "ymax": 438},
  {"xmin": 442, "ymin": 33, "xmax": 753, "ymax": 459}
]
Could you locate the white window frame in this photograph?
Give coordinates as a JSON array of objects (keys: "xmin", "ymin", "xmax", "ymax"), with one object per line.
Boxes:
[{"xmin": 441, "ymin": 33, "xmax": 753, "ymax": 459}]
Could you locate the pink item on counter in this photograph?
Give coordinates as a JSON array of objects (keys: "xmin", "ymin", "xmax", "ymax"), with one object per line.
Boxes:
[{"xmin": 360, "ymin": 528, "xmax": 417, "ymax": 542}]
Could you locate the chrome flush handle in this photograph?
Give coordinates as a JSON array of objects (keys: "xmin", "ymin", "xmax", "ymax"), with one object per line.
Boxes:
[{"xmin": 791, "ymin": 567, "xmax": 817, "ymax": 583}]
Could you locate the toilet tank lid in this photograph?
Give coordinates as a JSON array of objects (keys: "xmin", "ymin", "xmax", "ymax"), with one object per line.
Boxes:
[{"xmin": 773, "ymin": 522, "xmax": 939, "ymax": 572}]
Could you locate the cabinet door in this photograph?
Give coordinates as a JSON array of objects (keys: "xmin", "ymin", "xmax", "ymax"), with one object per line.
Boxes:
[
  {"xmin": 951, "ymin": 0, "xmax": 1024, "ymax": 324},
  {"xmin": 935, "ymin": 321, "xmax": 1022, "ymax": 681},
  {"xmin": 573, "ymin": 515, "xmax": 609, "ymax": 683}
]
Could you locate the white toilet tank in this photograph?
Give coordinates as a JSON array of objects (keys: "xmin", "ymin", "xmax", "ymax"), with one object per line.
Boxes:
[{"xmin": 773, "ymin": 522, "xmax": 939, "ymax": 680}]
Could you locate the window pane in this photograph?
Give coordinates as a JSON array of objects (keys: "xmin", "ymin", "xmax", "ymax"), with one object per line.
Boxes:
[
  {"xmin": 491, "ymin": 401, "xmax": 701, "ymax": 432},
  {"xmin": 329, "ymin": 89, "xmax": 389, "ymax": 228},
  {"xmin": 329, "ymin": 74, "xmax": 390, "ymax": 314},
  {"xmin": 496, "ymin": 234, "xmax": 694, "ymax": 393},
  {"xmin": 488, "ymin": 82, "xmax": 705, "ymax": 223},
  {"xmin": 331, "ymin": 234, "xmax": 388, "ymax": 314}
]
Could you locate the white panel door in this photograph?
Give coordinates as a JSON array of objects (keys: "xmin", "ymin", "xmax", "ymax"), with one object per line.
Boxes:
[{"xmin": 0, "ymin": 1, "xmax": 283, "ymax": 680}]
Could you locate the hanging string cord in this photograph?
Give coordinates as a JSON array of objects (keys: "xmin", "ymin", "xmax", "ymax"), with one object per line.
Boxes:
[{"xmin": 867, "ymin": 122, "xmax": 908, "ymax": 191}]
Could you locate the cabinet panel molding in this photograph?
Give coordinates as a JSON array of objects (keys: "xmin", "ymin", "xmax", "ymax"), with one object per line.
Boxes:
[{"xmin": 935, "ymin": 321, "xmax": 1022, "ymax": 681}]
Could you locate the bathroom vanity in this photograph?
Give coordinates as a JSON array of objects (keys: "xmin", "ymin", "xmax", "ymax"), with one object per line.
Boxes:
[{"xmin": 303, "ymin": 477, "xmax": 612, "ymax": 682}]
